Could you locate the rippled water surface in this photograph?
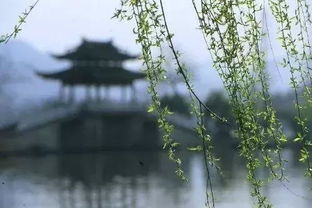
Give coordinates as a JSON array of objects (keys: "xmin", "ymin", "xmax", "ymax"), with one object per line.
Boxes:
[{"xmin": 0, "ymin": 150, "xmax": 311, "ymax": 208}]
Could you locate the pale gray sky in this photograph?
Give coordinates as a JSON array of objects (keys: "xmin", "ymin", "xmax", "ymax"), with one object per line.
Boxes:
[
  {"xmin": 0, "ymin": 0, "xmax": 209, "ymax": 60},
  {"xmin": 0, "ymin": 0, "xmax": 294, "ymax": 94}
]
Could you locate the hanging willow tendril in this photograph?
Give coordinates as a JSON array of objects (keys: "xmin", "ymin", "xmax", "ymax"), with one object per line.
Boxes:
[
  {"xmin": 158, "ymin": 1, "xmax": 222, "ymax": 206},
  {"xmin": 269, "ymin": 0, "xmax": 312, "ymax": 177},
  {"xmin": 242, "ymin": 0, "xmax": 286, "ymax": 180},
  {"xmin": 191, "ymin": 0, "xmax": 289, "ymax": 206},
  {"xmin": 115, "ymin": 1, "xmax": 224, "ymax": 206},
  {"xmin": 115, "ymin": 0, "xmax": 312, "ymax": 207},
  {"xmin": 114, "ymin": 0, "xmax": 189, "ymax": 181}
]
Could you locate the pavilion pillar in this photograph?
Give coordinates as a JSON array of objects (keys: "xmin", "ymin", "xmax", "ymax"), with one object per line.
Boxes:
[
  {"xmin": 68, "ymin": 85, "xmax": 75, "ymax": 103},
  {"xmin": 96, "ymin": 86, "xmax": 101, "ymax": 102},
  {"xmin": 105, "ymin": 87, "xmax": 109, "ymax": 100},
  {"xmin": 90, "ymin": 85, "xmax": 94, "ymax": 101},
  {"xmin": 100, "ymin": 86, "xmax": 105, "ymax": 100},
  {"xmin": 131, "ymin": 84, "xmax": 136, "ymax": 102},
  {"xmin": 121, "ymin": 86, "xmax": 127, "ymax": 103},
  {"xmin": 86, "ymin": 85, "xmax": 91, "ymax": 101},
  {"xmin": 59, "ymin": 84, "xmax": 65, "ymax": 102}
]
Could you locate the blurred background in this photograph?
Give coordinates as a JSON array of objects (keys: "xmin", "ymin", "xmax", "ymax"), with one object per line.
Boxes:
[{"xmin": 0, "ymin": 0, "xmax": 312, "ymax": 207}]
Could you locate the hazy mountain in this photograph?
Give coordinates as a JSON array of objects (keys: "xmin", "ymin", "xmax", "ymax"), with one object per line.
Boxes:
[{"xmin": 0, "ymin": 41, "xmax": 68, "ymax": 119}]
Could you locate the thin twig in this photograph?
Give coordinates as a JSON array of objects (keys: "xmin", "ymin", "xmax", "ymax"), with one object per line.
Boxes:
[{"xmin": 1, "ymin": 0, "xmax": 40, "ymax": 44}]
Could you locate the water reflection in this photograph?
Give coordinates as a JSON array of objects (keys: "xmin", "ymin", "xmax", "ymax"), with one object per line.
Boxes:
[{"xmin": 0, "ymin": 149, "xmax": 312, "ymax": 208}]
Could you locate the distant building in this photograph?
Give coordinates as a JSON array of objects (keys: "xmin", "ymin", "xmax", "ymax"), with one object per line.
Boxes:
[
  {"xmin": 0, "ymin": 40, "xmax": 164, "ymax": 154},
  {"xmin": 37, "ymin": 39, "xmax": 145, "ymax": 102}
]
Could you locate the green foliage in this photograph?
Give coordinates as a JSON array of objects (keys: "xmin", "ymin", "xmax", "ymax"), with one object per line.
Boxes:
[
  {"xmin": 115, "ymin": 1, "xmax": 222, "ymax": 206},
  {"xmin": 114, "ymin": 0, "xmax": 189, "ymax": 183},
  {"xmin": 116, "ymin": 0, "xmax": 312, "ymax": 207},
  {"xmin": 269, "ymin": 0, "xmax": 312, "ymax": 176}
]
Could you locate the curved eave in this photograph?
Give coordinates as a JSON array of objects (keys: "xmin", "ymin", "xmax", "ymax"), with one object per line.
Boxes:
[
  {"xmin": 36, "ymin": 68, "xmax": 145, "ymax": 86},
  {"xmin": 53, "ymin": 54, "xmax": 139, "ymax": 62},
  {"xmin": 52, "ymin": 48, "xmax": 139, "ymax": 62},
  {"xmin": 36, "ymin": 71, "xmax": 64, "ymax": 80}
]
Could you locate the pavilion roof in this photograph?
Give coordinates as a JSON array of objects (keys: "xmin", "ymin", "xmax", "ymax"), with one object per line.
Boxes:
[
  {"xmin": 54, "ymin": 39, "xmax": 138, "ymax": 62},
  {"xmin": 36, "ymin": 65, "xmax": 145, "ymax": 86}
]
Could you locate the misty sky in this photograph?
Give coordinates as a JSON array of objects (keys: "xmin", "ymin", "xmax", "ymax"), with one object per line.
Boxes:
[
  {"xmin": 1, "ymin": 0, "xmax": 208, "ymax": 59},
  {"xmin": 0, "ymin": 0, "xmax": 293, "ymax": 94}
]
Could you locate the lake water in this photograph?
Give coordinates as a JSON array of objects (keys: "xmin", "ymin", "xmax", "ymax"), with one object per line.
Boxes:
[{"xmin": 0, "ymin": 149, "xmax": 311, "ymax": 208}]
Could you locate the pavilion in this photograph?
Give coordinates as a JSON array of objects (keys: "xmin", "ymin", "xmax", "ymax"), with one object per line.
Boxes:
[{"xmin": 37, "ymin": 39, "xmax": 145, "ymax": 102}]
